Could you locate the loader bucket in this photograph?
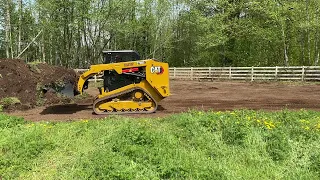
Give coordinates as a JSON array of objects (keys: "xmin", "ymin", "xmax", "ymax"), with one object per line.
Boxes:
[
  {"xmin": 59, "ymin": 82, "xmax": 77, "ymax": 97},
  {"xmin": 41, "ymin": 82, "xmax": 78, "ymax": 98},
  {"xmin": 55, "ymin": 80, "xmax": 87, "ymax": 97}
]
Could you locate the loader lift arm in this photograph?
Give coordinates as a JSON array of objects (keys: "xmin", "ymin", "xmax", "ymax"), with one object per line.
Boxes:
[{"xmin": 76, "ymin": 64, "xmax": 117, "ymax": 95}]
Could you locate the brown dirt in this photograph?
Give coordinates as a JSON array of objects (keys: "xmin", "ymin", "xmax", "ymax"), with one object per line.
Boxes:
[
  {"xmin": 0, "ymin": 59, "xmax": 80, "ymax": 110},
  {"xmin": 7, "ymin": 79, "xmax": 320, "ymax": 122}
]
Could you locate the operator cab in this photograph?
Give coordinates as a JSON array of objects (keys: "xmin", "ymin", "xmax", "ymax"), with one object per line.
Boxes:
[
  {"xmin": 84, "ymin": 50, "xmax": 142, "ymax": 92},
  {"xmin": 103, "ymin": 50, "xmax": 141, "ymax": 64},
  {"xmin": 101, "ymin": 50, "xmax": 143, "ymax": 92}
]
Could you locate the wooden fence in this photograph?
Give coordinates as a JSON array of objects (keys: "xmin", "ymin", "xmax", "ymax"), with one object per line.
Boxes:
[{"xmin": 74, "ymin": 66, "xmax": 320, "ymax": 82}]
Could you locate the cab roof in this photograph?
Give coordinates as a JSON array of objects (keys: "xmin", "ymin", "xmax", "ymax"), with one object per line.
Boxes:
[{"xmin": 102, "ymin": 50, "xmax": 139, "ymax": 54}]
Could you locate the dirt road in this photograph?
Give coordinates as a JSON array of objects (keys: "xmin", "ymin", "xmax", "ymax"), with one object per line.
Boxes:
[{"xmin": 8, "ymin": 80, "xmax": 320, "ymax": 121}]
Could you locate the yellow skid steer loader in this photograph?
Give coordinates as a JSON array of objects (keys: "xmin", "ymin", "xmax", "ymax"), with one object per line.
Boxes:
[{"xmin": 66, "ymin": 50, "xmax": 170, "ymax": 115}]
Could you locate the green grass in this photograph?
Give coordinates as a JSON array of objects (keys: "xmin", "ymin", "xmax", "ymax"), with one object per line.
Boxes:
[{"xmin": 1, "ymin": 109, "xmax": 320, "ymax": 179}]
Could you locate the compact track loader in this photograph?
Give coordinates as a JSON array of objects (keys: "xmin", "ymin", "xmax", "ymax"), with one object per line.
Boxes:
[{"xmin": 71, "ymin": 50, "xmax": 170, "ymax": 115}]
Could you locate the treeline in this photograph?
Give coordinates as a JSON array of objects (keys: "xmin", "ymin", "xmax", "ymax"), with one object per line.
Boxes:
[{"xmin": 0, "ymin": 0, "xmax": 319, "ymax": 68}]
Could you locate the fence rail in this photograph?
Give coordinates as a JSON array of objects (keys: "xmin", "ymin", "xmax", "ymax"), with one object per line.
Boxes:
[{"xmin": 74, "ymin": 66, "xmax": 320, "ymax": 82}]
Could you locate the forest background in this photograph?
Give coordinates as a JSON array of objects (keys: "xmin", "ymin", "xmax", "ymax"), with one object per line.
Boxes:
[{"xmin": 0, "ymin": 0, "xmax": 319, "ymax": 68}]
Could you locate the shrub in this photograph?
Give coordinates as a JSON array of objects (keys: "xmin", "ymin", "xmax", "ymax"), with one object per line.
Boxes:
[{"xmin": 0, "ymin": 97, "xmax": 21, "ymax": 108}]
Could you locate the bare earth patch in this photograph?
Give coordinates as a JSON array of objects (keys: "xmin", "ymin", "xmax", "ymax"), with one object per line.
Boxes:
[{"xmin": 7, "ymin": 80, "xmax": 320, "ymax": 121}]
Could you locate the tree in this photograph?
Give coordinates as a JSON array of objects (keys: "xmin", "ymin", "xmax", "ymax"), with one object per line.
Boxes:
[
  {"xmin": 4, "ymin": 0, "xmax": 12, "ymax": 58},
  {"xmin": 0, "ymin": 0, "xmax": 319, "ymax": 68}
]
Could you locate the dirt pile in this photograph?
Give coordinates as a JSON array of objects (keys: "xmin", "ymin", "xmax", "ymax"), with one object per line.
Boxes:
[{"xmin": 0, "ymin": 58, "xmax": 81, "ymax": 111}]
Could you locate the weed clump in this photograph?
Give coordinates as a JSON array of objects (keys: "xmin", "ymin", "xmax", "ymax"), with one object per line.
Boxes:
[
  {"xmin": 264, "ymin": 130, "xmax": 291, "ymax": 162},
  {"xmin": 310, "ymin": 153, "xmax": 320, "ymax": 177},
  {"xmin": 222, "ymin": 123, "xmax": 247, "ymax": 146},
  {"xmin": 0, "ymin": 113, "xmax": 25, "ymax": 129},
  {"xmin": 0, "ymin": 97, "xmax": 21, "ymax": 108}
]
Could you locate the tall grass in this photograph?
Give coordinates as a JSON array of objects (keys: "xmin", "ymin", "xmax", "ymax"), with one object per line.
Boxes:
[{"xmin": 1, "ymin": 109, "xmax": 320, "ymax": 179}]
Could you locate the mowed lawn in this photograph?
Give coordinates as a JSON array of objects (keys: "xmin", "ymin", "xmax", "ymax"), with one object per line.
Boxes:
[{"xmin": 1, "ymin": 109, "xmax": 320, "ymax": 179}]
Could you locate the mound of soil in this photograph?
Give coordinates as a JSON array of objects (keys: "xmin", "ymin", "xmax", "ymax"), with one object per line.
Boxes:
[{"xmin": 0, "ymin": 58, "xmax": 83, "ymax": 111}]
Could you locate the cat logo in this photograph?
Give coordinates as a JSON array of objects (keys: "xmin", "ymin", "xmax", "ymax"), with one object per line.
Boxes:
[{"xmin": 150, "ymin": 66, "xmax": 164, "ymax": 74}]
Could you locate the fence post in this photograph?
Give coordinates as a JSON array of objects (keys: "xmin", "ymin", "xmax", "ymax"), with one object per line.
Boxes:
[
  {"xmin": 191, "ymin": 67, "xmax": 194, "ymax": 80},
  {"xmin": 275, "ymin": 66, "xmax": 278, "ymax": 81},
  {"xmin": 209, "ymin": 67, "xmax": 212, "ymax": 80},
  {"xmin": 94, "ymin": 75, "xmax": 97, "ymax": 83},
  {"xmin": 302, "ymin": 66, "xmax": 305, "ymax": 81},
  {"xmin": 251, "ymin": 66, "xmax": 254, "ymax": 82},
  {"xmin": 174, "ymin": 67, "xmax": 176, "ymax": 79},
  {"xmin": 229, "ymin": 66, "xmax": 232, "ymax": 79}
]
